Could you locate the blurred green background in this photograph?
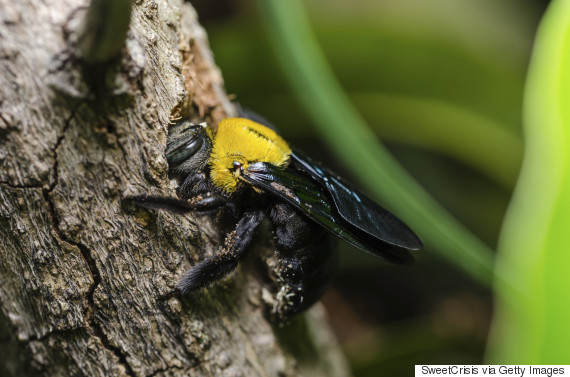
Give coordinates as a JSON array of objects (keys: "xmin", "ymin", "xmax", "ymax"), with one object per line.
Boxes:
[{"xmin": 188, "ymin": 0, "xmax": 558, "ymax": 375}]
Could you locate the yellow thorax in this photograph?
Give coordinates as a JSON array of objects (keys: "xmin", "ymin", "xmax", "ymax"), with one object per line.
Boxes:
[{"xmin": 209, "ymin": 118, "xmax": 291, "ymax": 193}]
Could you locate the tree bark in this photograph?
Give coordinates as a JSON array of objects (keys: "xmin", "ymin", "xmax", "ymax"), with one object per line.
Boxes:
[{"xmin": 0, "ymin": 1, "xmax": 351, "ymax": 376}]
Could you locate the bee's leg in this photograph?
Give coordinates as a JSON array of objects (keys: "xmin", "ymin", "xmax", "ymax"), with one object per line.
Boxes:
[
  {"xmin": 123, "ymin": 194, "xmax": 227, "ymax": 214},
  {"xmin": 273, "ymin": 235, "xmax": 338, "ymax": 320},
  {"xmin": 176, "ymin": 172, "xmax": 214, "ymax": 199},
  {"xmin": 268, "ymin": 202, "xmax": 338, "ymax": 320},
  {"xmin": 176, "ymin": 209, "xmax": 265, "ymax": 294}
]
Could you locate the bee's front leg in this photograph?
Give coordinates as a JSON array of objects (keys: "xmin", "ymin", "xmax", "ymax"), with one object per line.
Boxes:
[{"xmin": 123, "ymin": 194, "xmax": 227, "ymax": 214}]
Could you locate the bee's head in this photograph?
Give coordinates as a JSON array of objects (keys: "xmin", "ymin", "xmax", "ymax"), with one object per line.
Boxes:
[
  {"xmin": 166, "ymin": 120, "xmax": 213, "ymax": 177},
  {"xmin": 209, "ymin": 118, "xmax": 291, "ymax": 194}
]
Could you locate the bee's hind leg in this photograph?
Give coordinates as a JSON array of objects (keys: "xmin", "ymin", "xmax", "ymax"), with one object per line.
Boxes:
[{"xmin": 268, "ymin": 202, "xmax": 338, "ymax": 321}]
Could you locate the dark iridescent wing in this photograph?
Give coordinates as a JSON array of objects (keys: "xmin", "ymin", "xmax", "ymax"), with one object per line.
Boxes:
[
  {"xmin": 243, "ymin": 162, "xmax": 416, "ymax": 265},
  {"xmin": 290, "ymin": 152, "xmax": 423, "ymax": 250}
]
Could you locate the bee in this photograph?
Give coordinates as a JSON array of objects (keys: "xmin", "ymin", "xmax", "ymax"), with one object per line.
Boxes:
[{"xmin": 126, "ymin": 117, "xmax": 422, "ymax": 320}]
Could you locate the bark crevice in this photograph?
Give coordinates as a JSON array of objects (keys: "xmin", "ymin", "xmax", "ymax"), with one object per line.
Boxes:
[{"xmin": 40, "ymin": 102, "xmax": 136, "ymax": 376}]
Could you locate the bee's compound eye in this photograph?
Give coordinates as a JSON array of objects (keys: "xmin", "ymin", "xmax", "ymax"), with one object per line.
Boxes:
[
  {"xmin": 167, "ymin": 138, "xmax": 203, "ymax": 166},
  {"xmin": 232, "ymin": 161, "xmax": 242, "ymax": 170}
]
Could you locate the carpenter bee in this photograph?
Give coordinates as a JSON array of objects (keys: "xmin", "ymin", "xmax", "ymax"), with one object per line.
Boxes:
[{"xmin": 126, "ymin": 117, "xmax": 422, "ymax": 320}]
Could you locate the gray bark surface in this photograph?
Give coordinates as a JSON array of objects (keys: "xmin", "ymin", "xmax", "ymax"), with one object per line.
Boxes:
[{"xmin": 0, "ymin": 1, "xmax": 351, "ymax": 376}]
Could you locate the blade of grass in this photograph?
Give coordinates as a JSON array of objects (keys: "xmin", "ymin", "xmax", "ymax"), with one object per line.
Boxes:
[
  {"xmin": 353, "ymin": 92, "xmax": 523, "ymax": 190},
  {"xmin": 256, "ymin": 0, "xmax": 512, "ymax": 288},
  {"xmin": 487, "ymin": 0, "xmax": 570, "ymax": 362}
]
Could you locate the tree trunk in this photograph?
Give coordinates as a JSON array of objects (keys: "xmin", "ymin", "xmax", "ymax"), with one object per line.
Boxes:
[{"xmin": 0, "ymin": 1, "xmax": 351, "ymax": 376}]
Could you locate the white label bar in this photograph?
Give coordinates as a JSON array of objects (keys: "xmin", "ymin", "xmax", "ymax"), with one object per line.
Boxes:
[{"xmin": 416, "ymin": 365, "xmax": 569, "ymax": 377}]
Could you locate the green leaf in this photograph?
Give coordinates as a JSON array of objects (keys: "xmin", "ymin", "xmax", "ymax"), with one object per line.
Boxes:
[{"xmin": 487, "ymin": 0, "xmax": 570, "ymax": 363}]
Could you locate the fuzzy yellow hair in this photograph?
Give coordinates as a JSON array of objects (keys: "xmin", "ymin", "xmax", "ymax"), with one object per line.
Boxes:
[{"xmin": 209, "ymin": 118, "xmax": 291, "ymax": 193}]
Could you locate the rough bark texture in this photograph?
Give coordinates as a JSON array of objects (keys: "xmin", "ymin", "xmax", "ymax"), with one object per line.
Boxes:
[{"xmin": 0, "ymin": 1, "xmax": 351, "ymax": 376}]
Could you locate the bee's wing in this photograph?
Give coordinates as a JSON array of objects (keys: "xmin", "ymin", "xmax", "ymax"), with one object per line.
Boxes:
[
  {"xmin": 291, "ymin": 152, "xmax": 423, "ymax": 250},
  {"xmin": 243, "ymin": 162, "xmax": 415, "ymax": 265}
]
